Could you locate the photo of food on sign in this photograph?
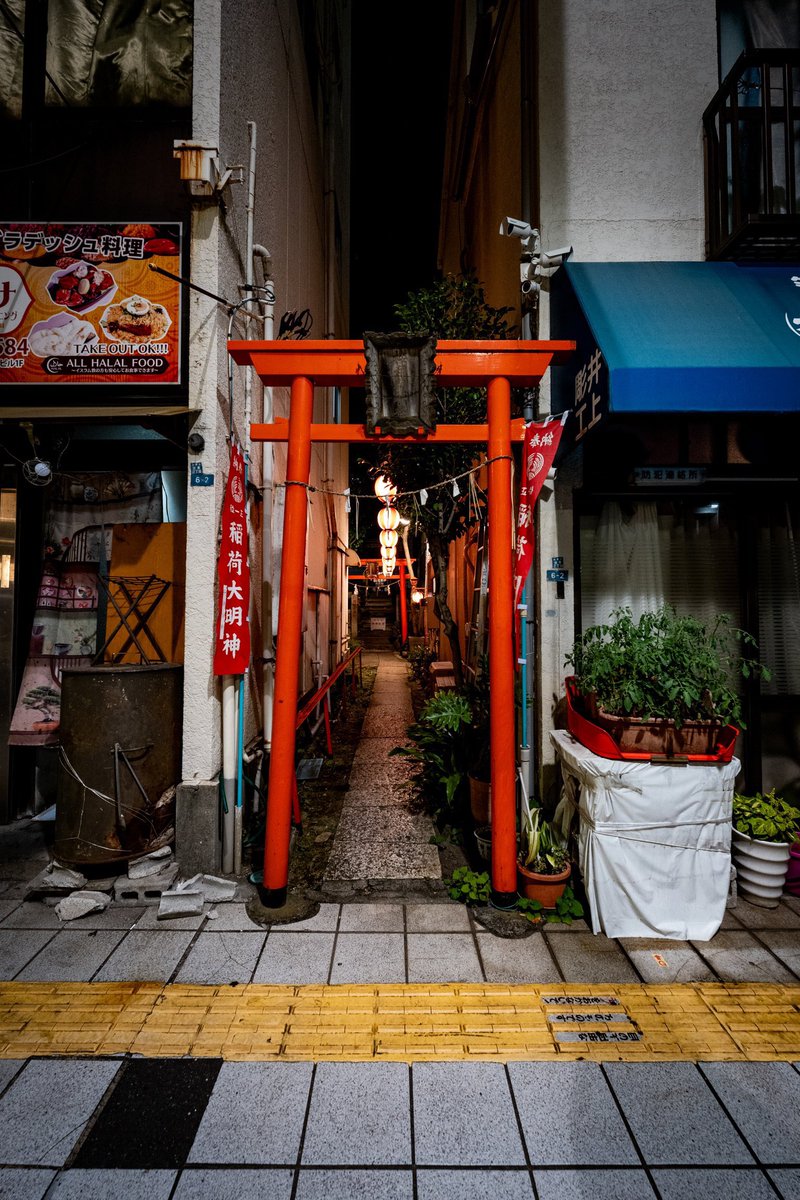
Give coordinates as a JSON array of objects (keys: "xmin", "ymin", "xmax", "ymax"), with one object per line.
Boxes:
[
  {"xmin": 47, "ymin": 260, "xmax": 117, "ymax": 313},
  {"xmin": 100, "ymin": 295, "xmax": 171, "ymax": 344},
  {"xmin": 0, "ymin": 220, "xmax": 182, "ymax": 385}
]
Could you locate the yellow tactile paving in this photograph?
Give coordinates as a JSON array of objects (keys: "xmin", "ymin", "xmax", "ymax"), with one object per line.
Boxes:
[{"xmin": 0, "ymin": 981, "xmax": 797, "ymax": 1062}]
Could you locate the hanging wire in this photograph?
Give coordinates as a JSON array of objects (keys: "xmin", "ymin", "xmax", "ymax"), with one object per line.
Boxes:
[{"xmin": 273, "ymin": 453, "xmax": 513, "ymax": 502}]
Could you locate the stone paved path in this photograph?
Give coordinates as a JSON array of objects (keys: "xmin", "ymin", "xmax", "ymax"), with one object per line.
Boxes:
[{"xmin": 324, "ymin": 653, "xmax": 441, "ymax": 882}]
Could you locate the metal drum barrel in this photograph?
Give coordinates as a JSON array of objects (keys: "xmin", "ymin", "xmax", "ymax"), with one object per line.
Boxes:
[{"xmin": 55, "ymin": 664, "xmax": 182, "ymax": 866}]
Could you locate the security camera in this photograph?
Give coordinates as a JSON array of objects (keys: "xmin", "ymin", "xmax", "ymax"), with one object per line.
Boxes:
[
  {"xmin": 187, "ymin": 432, "xmax": 205, "ymax": 454},
  {"xmin": 499, "ymin": 217, "xmax": 537, "ymax": 243},
  {"xmin": 540, "ymin": 245, "xmax": 573, "ymax": 267}
]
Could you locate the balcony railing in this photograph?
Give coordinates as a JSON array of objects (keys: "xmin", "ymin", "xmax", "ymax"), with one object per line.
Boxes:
[{"xmin": 704, "ymin": 50, "xmax": 800, "ymax": 260}]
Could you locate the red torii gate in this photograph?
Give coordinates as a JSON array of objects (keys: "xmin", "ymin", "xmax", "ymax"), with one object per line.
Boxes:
[{"xmin": 227, "ymin": 338, "xmax": 574, "ymax": 908}]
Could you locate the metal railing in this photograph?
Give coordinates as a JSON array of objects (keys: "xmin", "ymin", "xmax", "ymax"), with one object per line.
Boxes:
[{"xmin": 704, "ymin": 50, "xmax": 800, "ymax": 259}]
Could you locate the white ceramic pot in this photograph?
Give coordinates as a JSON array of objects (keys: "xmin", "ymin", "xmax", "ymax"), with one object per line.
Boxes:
[{"xmin": 732, "ymin": 829, "xmax": 791, "ymax": 908}]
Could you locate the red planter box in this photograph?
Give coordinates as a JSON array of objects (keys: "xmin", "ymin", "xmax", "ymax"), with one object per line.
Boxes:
[{"xmin": 564, "ymin": 677, "xmax": 738, "ymax": 764}]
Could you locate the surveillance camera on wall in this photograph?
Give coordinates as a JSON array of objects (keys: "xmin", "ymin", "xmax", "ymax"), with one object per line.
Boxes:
[
  {"xmin": 499, "ymin": 217, "xmax": 537, "ymax": 242},
  {"xmin": 540, "ymin": 246, "xmax": 573, "ymax": 267}
]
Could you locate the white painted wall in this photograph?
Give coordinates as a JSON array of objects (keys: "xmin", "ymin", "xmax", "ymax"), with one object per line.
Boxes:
[
  {"xmin": 534, "ymin": 0, "xmax": 719, "ymax": 786},
  {"xmin": 181, "ymin": 0, "xmax": 351, "ymax": 787}
]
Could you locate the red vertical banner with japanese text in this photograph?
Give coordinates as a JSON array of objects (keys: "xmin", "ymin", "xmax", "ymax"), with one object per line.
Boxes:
[
  {"xmin": 513, "ymin": 412, "xmax": 569, "ymax": 612},
  {"xmin": 213, "ymin": 442, "xmax": 251, "ymax": 675}
]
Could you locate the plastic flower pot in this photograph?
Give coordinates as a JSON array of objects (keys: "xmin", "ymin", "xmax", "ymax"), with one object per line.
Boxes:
[
  {"xmin": 473, "ymin": 824, "xmax": 492, "ymax": 862},
  {"xmin": 516, "ymin": 860, "xmax": 571, "ymax": 909},
  {"xmin": 786, "ymin": 838, "xmax": 800, "ymax": 897},
  {"xmin": 731, "ymin": 829, "xmax": 791, "ymax": 908}
]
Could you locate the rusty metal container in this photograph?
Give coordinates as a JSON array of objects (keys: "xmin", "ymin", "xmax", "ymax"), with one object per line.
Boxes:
[{"xmin": 55, "ymin": 664, "xmax": 182, "ymax": 866}]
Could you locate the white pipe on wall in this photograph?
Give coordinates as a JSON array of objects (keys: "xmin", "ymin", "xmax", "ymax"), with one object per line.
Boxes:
[{"xmin": 254, "ymin": 244, "xmax": 275, "ymax": 750}]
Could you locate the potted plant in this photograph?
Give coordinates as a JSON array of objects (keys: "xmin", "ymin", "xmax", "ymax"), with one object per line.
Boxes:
[
  {"xmin": 565, "ymin": 605, "xmax": 769, "ymax": 757},
  {"xmin": 731, "ymin": 788, "xmax": 800, "ymax": 907},
  {"xmin": 517, "ymin": 800, "xmax": 572, "ymax": 908}
]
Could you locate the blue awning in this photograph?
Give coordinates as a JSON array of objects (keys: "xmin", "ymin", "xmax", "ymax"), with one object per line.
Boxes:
[{"xmin": 551, "ymin": 261, "xmax": 800, "ymax": 414}]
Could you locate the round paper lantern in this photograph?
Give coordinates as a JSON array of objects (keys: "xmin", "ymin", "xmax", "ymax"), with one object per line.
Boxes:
[
  {"xmin": 379, "ymin": 529, "xmax": 398, "ymax": 549},
  {"xmin": 373, "ymin": 475, "xmax": 397, "ymax": 501},
  {"xmin": 377, "ymin": 505, "xmax": 400, "ymax": 531}
]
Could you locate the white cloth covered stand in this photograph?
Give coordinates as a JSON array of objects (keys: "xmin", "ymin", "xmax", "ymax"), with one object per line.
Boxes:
[{"xmin": 550, "ymin": 730, "xmax": 740, "ymax": 940}]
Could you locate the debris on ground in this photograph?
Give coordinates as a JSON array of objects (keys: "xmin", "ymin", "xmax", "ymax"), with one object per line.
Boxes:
[
  {"xmin": 26, "ymin": 861, "xmax": 88, "ymax": 898},
  {"xmin": 127, "ymin": 845, "xmax": 174, "ymax": 879},
  {"xmin": 157, "ymin": 889, "xmax": 204, "ymax": 920},
  {"xmin": 113, "ymin": 861, "xmax": 180, "ymax": 904},
  {"xmin": 54, "ymin": 891, "xmax": 110, "ymax": 922},
  {"xmin": 177, "ymin": 873, "xmax": 236, "ymax": 902}
]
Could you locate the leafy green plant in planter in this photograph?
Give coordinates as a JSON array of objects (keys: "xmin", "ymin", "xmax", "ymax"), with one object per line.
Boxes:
[
  {"xmin": 732, "ymin": 788, "xmax": 800, "ymax": 908},
  {"xmin": 390, "ymin": 690, "xmax": 472, "ymax": 823},
  {"xmin": 566, "ymin": 604, "xmax": 769, "ymax": 729},
  {"xmin": 732, "ymin": 789, "xmax": 800, "ymax": 843}
]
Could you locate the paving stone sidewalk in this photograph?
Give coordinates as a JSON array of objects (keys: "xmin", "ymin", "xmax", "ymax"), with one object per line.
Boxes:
[{"xmin": 0, "ymin": 1056, "xmax": 797, "ymax": 1198}]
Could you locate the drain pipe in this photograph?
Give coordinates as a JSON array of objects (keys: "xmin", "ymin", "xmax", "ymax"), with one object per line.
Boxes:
[
  {"xmin": 520, "ymin": 0, "xmax": 539, "ymax": 806},
  {"xmin": 254, "ymin": 243, "xmax": 275, "ymax": 751}
]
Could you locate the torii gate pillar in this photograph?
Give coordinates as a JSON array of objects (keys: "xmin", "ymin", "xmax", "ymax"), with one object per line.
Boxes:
[{"xmin": 228, "ymin": 339, "xmax": 574, "ymax": 908}]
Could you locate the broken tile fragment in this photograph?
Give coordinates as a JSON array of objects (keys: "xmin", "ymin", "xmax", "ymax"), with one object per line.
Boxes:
[{"xmin": 54, "ymin": 891, "xmax": 111, "ymax": 921}]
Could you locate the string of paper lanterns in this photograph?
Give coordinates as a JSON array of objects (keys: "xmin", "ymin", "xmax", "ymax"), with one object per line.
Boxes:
[{"xmin": 374, "ymin": 475, "xmax": 399, "ymax": 577}]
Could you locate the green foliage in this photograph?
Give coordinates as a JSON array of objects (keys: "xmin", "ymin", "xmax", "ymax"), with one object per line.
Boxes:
[
  {"xmin": 447, "ymin": 879, "xmax": 585, "ymax": 924},
  {"xmin": 408, "ymin": 643, "xmax": 436, "ymax": 690},
  {"xmin": 394, "ymin": 273, "xmax": 514, "ymax": 341},
  {"xmin": 517, "ymin": 886, "xmax": 584, "ymax": 924},
  {"xmin": 447, "ymin": 865, "xmax": 491, "ymax": 903},
  {"xmin": 390, "ymin": 690, "xmax": 473, "ymax": 821},
  {"xmin": 732, "ymin": 788, "xmax": 800, "ymax": 844},
  {"xmin": 565, "ymin": 604, "xmax": 770, "ymax": 728},
  {"xmin": 519, "ymin": 802, "xmax": 568, "ymax": 874}
]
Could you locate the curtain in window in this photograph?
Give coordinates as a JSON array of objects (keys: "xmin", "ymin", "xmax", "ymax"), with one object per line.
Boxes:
[
  {"xmin": 45, "ymin": 0, "xmax": 192, "ymax": 107},
  {"xmin": 580, "ymin": 499, "xmax": 740, "ymax": 631},
  {"xmin": 580, "ymin": 501, "xmax": 664, "ymax": 628},
  {"xmin": 0, "ymin": 0, "xmax": 25, "ymax": 119},
  {"xmin": 757, "ymin": 500, "xmax": 800, "ymax": 696}
]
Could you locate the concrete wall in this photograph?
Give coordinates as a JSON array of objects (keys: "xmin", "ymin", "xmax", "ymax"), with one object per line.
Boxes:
[
  {"xmin": 179, "ymin": 0, "xmax": 351, "ymax": 860},
  {"xmin": 534, "ymin": 0, "xmax": 719, "ymax": 796}
]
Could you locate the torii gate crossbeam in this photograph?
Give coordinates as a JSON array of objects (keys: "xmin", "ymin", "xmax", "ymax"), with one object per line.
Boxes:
[{"xmin": 228, "ymin": 339, "xmax": 574, "ymax": 908}]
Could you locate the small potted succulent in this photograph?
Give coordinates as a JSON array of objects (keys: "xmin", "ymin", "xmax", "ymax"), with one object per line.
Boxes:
[
  {"xmin": 732, "ymin": 788, "xmax": 800, "ymax": 907},
  {"xmin": 565, "ymin": 605, "xmax": 769, "ymax": 757}
]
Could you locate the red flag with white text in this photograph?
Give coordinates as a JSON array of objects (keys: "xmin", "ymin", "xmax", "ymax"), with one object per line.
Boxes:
[
  {"xmin": 513, "ymin": 413, "xmax": 569, "ymax": 611},
  {"xmin": 213, "ymin": 441, "xmax": 251, "ymax": 675}
]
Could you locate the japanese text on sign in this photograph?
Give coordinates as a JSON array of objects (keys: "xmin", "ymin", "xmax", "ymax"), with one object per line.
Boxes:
[
  {"xmin": 213, "ymin": 443, "xmax": 251, "ymax": 675},
  {"xmin": 0, "ymin": 221, "xmax": 181, "ymax": 386}
]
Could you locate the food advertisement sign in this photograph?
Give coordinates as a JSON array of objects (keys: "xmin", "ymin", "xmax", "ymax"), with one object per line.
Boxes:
[{"xmin": 0, "ymin": 221, "xmax": 182, "ymax": 385}]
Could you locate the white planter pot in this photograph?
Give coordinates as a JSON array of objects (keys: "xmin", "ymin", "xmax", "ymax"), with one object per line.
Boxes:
[{"xmin": 732, "ymin": 829, "xmax": 791, "ymax": 908}]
